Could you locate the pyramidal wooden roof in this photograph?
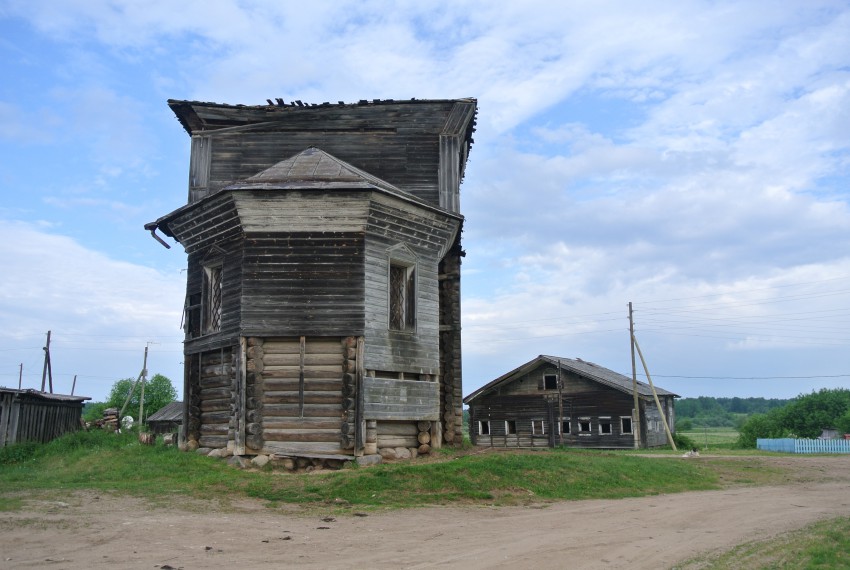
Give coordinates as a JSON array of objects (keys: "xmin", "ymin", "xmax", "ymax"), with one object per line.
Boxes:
[{"xmin": 224, "ymin": 147, "xmax": 405, "ymax": 196}]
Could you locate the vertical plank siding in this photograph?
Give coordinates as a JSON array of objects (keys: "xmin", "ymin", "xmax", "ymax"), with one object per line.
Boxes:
[
  {"xmin": 0, "ymin": 390, "xmax": 86, "ymax": 446},
  {"xmin": 758, "ymin": 438, "xmax": 850, "ymax": 454}
]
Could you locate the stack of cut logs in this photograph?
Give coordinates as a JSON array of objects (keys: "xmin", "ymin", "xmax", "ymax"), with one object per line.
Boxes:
[
  {"xmin": 102, "ymin": 408, "xmax": 119, "ymax": 431},
  {"xmin": 376, "ymin": 420, "xmax": 432, "ymax": 459}
]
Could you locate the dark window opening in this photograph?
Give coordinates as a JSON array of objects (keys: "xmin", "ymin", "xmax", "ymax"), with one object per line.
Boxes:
[
  {"xmin": 506, "ymin": 420, "xmax": 517, "ymax": 435},
  {"xmin": 544, "ymin": 374, "xmax": 558, "ymax": 390},
  {"xmin": 621, "ymin": 417, "xmax": 633, "ymax": 434},
  {"xmin": 562, "ymin": 420, "xmax": 571, "ymax": 434},
  {"xmin": 600, "ymin": 420, "xmax": 612, "ymax": 435},
  {"xmin": 578, "ymin": 420, "xmax": 591, "ymax": 433},
  {"xmin": 479, "ymin": 420, "xmax": 490, "ymax": 435}
]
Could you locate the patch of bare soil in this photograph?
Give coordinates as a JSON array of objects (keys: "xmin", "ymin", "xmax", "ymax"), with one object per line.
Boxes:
[{"xmin": 1, "ymin": 455, "xmax": 848, "ymax": 569}]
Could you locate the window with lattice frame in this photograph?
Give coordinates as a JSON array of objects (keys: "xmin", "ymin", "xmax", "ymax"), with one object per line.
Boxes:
[
  {"xmin": 202, "ymin": 265, "xmax": 222, "ymax": 334},
  {"xmin": 389, "ymin": 262, "xmax": 416, "ymax": 331}
]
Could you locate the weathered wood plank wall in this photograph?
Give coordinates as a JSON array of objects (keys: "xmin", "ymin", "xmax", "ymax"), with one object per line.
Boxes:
[
  {"xmin": 253, "ymin": 336, "xmax": 351, "ymax": 456},
  {"xmin": 0, "ymin": 391, "xmax": 85, "ymax": 447}
]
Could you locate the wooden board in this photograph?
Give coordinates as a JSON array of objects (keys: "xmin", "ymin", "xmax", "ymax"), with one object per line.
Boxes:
[{"xmin": 362, "ymin": 377, "xmax": 439, "ymax": 421}]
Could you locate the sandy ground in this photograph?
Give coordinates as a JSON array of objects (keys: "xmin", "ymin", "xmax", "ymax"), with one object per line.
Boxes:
[{"xmin": 1, "ymin": 455, "xmax": 849, "ymax": 569}]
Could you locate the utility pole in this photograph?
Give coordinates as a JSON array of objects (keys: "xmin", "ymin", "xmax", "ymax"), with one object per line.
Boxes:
[
  {"xmin": 41, "ymin": 330, "xmax": 53, "ymax": 393},
  {"xmin": 71, "ymin": 374, "xmax": 77, "ymax": 396},
  {"xmin": 139, "ymin": 345, "xmax": 149, "ymax": 426},
  {"xmin": 632, "ymin": 334, "xmax": 677, "ymax": 451},
  {"xmin": 628, "ymin": 303, "xmax": 641, "ymax": 449},
  {"xmin": 18, "ymin": 363, "xmax": 22, "ymax": 390},
  {"xmin": 557, "ymin": 359, "xmax": 564, "ymax": 446}
]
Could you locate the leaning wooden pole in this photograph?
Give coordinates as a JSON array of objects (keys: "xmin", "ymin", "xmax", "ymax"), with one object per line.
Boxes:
[
  {"xmin": 138, "ymin": 345, "xmax": 149, "ymax": 426},
  {"xmin": 632, "ymin": 334, "xmax": 676, "ymax": 450}
]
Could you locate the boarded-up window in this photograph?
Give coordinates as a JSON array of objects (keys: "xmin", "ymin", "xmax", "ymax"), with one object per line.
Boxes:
[
  {"xmin": 532, "ymin": 420, "xmax": 546, "ymax": 435},
  {"xmin": 202, "ymin": 265, "xmax": 222, "ymax": 334},
  {"xmin": 620, "ymin": 416, "xmax": 633, "ymax": 434},
  {"xmin": 389, "ymin": 263, "xmax": 416, "ymax": 331}
]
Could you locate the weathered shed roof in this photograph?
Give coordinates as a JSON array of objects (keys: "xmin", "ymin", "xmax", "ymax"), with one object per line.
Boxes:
[
  {"xmin": 145, "ymin": 401, "xmax": 183, "ymax": 423},
  {"xmin": 464, "ymin": 355, "xmax": 679, "ymax": 404},
  {"xmin": 0, "ymin": 388, "xmax": 90, "ymax": 403}
]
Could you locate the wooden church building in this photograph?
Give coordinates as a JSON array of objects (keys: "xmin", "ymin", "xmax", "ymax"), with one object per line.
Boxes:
[
  {"xmin": 146, "ymin": 98, "xmax": 476, "ymax": 461},
  {"xmin": 464, "ymin": 355, "xmax": 678, "ymax": 449}
]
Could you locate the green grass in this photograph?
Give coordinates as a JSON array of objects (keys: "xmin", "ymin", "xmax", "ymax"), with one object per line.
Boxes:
[
  {"xmin": 679, "ymin": 427, "xmax": 740, "ymax": 449},
  {"xmin": 0, "ymin": 430, "xmax": 733, "ymax": 510},
  {"xmin": 675, "ymin": 517, "xmax": 850, "ymax": 569}
]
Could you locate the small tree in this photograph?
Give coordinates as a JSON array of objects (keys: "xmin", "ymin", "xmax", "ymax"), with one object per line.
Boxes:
[{"xmin": 106, "ymin": 374, "xmax": 177, "ymax": 422}]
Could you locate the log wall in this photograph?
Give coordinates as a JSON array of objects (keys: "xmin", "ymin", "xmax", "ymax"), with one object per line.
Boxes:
[
  {"xmin": 254, "ymin": 336, "xmax": 354, "ymax": 456},
  {"xmin": 194, "ymin": 347, "xmax": 235, "ymax": 449},
  {"xmin": 439, "ymin": 239, "xmax": 464, "ymax": 446}
]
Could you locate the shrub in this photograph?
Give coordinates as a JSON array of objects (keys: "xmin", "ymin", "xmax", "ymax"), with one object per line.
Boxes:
[{"xmin": 0, "ymin": 441, "xmax": 40, "ymax": 465}]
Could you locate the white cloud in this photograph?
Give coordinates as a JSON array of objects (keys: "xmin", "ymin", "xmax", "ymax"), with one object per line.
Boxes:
[{"xmin": 0, "ymin": 220, "xmax": 184, "ymax": 399}]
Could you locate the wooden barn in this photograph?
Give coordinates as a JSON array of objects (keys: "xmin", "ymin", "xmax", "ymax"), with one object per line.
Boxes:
[
  {"xmin": 0, "ymin": 389, "xmax": 89, "ymax": 447},
  {"xmin": 145, "ymin": 98, "xmax": 476, "ymax": 461},
  {"xmin": 145, "ymin": 401, "xmax": 183, "ymax": 435},
  {"xmin": 464, "ymin": 356, "xmax": 678, "ymax": 449}
]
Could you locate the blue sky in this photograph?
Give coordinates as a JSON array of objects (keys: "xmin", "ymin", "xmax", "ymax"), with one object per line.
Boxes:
[{"xmin": 1, "ymin": 1, "xmax": 848, "ymax": 402}]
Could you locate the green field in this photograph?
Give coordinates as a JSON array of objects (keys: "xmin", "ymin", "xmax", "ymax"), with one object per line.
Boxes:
[{"xmin": 679, "ymin": 427, "xmax": 739, "ymax": 448}]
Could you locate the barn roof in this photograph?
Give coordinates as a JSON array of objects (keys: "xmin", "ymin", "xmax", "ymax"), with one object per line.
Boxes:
[
  {"xmin": 0, "ymin": 388, "xmax": 90, "ymax": 403},
  {"xmin": 464, "ymin": 355, "xmax": 679, "ymax": 404},
  {"xmin": 146, "ymin": 401, "xmax": 183, "ymax": 423}
]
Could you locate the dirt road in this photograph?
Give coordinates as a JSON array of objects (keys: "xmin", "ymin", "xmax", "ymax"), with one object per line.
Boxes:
[{"xmin": 1, "ymin": 455, "xmax": 848, "ymax": 569}]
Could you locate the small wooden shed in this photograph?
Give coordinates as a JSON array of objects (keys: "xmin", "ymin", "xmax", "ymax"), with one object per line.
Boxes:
[
  {"xmin": 0, "ymin": 389, "xmax": 89, "ymax": 447},
  {"xmin": 146, "ymin": 401, "xmax": 183, "ymax": 435},
  {"xmin": 464, "ymin": 356, "xmax": 678, "ymax": 449},
  {"xmin": 145, "ymin": 98, "xmax": 477, "ymax": 461}
]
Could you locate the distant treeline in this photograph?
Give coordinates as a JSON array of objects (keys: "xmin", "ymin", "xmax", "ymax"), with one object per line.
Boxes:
[{"xmin": 675, "ymin": 396, "xmax": 791, "ymax": 428}]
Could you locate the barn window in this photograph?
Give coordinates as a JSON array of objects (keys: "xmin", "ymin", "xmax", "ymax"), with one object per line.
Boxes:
[
  {"xmin": 620, "ymin": 416, "xmax": 633, "ymax": 434},
  {"xmin": 478, "ymin": 420, "xmax": 490, "ymax": 435},
  {"xmin": 531, "ymin": 420, "xmax": 546, "ymax": 435},
  {"xmin": 543, "ymin": 374, "xmax": 558, "ymax": 390},
  {"xmin": 599, "ymin": 417, "xmax": 612, "ymax": 435},
  {"xmin": 389, "ymin": 262, "xmax": 416, "ymax": 331},
  {"xmin": 561, "ymin": 419, "xmax": 571, "ymax": 434},
  {"xmin": 505, "ymin": 420, "xmax": 517, "ymax": 435},
  {"xmin": 578, "ymin": 417, "xmax": 591, "ymax": 434},
  {"xmin": 202, "ymin": 264, "xmax": 222, "ymax": 334}
]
